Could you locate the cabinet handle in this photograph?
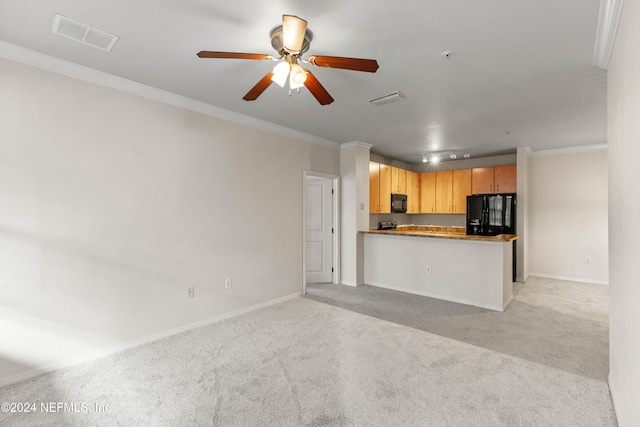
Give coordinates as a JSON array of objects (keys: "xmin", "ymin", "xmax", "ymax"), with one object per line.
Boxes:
[{"xmin": 496, "ymin": 184, "xmax": 500, "ymax": 192}]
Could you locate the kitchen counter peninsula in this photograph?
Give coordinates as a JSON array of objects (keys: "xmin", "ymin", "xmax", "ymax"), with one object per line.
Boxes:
[{"xmin": 361, "ymin": 226, "xmax": 518, "ymax": 311}]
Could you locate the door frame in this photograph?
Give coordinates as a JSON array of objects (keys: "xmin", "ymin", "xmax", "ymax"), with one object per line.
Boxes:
[{"xmin": 303, "ymin": 170, "xmax": 340, "ymax": 294}]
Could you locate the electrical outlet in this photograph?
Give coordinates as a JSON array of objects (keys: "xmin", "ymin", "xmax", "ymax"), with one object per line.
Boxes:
[
  {"xmin": 186, "ymin": 286, "xmax": 195, "ymax": 298},
  {"xmin": 225, "ymin": 278, "xmax": 232, "ymax": 290},
  {"xmin": 425, "ymin": 266, "xmax": 432, "ymax": 274},
  {"xmin": 585, "ymin": 256, "xmax": 592, "ymax": 264}
]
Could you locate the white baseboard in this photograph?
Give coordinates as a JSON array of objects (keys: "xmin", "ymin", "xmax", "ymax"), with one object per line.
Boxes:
[
  {"xmin": 503, "ymin": 294, "xmax": 514, "ymax": 309},
  {"xmin": 367, "ymin": 282, "xmax": 506, "ymax": 312},
  {"xmin": 529, "ymin": 273, "xmax": 609, "ymax": 286},
  {"xmin": 0, "ymin": 292, "xmax": 301, "ymax": 388},
  {"xmin": 340, "ymin": 281, "xmax": 359, "ymax": 287}
]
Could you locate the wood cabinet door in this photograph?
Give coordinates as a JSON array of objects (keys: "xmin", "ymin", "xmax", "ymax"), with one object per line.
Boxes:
[
  {"xmin": 391, "ymin": 167, "xmax": 399, "ymax": 193},
  {"xmin": 379, "ymin": 163, "xmax": 392, "ymax": 213},
  {"xmin": 494, "ymin": 165, "xmax": 517, "ymax": 193},
  {"xmin": 435, "ymin": 170, "xmax": 453, "ymax": 213},
  {"xmin": 398, "ymin": 168, "xmax": 406, "ymax": 194},
  {"xmin": 391, "ymin": 167, "xmax": 407, "ymax": 194},
  {"xmin": 405, "ymin": 171, "xmax": 420, "ymax": 213},
  {"xmin": 405, "ymin": 171, "xmax": 414, "ymax": 213},
  {"xmin": 420, "ymin": 172, "xmax": 436, "ymax": 213},
  {"xmin": 410, "ymin": 171, "xmax": 420, "ymax": 213},
  {"xmin": 471, "ymin": 167, "xmax": 494, "ymax": 194},
  {"xmin": 452, "ymin": 169, "xmax": 472, "ymax": 213},
  {"xmin": 369, "ymin": 162, "xmax": 380, "ymax": 213}
]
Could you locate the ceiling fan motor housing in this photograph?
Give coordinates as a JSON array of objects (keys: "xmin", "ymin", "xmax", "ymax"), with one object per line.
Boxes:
[{"xmin": 270, "ymin": 26, "xmax": 313, "ymax": 57}]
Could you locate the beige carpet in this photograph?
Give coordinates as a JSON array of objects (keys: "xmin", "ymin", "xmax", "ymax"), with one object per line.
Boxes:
[{"xmin": 0, "ymin": 277, "xmax": 616, "ymax": 426}]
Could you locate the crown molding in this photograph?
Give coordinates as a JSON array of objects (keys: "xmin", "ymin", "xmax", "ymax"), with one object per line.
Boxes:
[
  {"xmin": 529, "ymin": 144, "xmax": 607, "ymax": 157},
  {"xmin": 593, "ymin": 0, "xmax": 625, "ymax": 69},
  {"xmin": 0, "ymin": 40, "xmax": 339, "ymax": 149},
  {"xmin": 340, "ymin": 141, "xmax": 373, "ymax": 150},
  {"xmin": 520, "ymin": 147, "xmax": 534, "ymax": 156}
]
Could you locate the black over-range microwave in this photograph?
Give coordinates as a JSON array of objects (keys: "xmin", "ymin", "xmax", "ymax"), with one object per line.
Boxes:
[{"xmin": 391, "ymin": 193, "xmax": 407, "ymax": 213}]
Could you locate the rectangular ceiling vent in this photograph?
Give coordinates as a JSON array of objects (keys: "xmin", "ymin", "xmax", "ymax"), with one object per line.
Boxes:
[
  {"xmin": 369, "ymin": 91, "xmax": 406, "ymax": 106},
  {"xmin": 52, "ymin": 14, "xmax": 119, "ymax": 52}
]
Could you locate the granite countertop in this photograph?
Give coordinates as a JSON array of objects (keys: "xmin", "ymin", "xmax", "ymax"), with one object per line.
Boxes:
[{"xmin": 361, "ymin": 225, "xmax": 518, "ymax": 242}]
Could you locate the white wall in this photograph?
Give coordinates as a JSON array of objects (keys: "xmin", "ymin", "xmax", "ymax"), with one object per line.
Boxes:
[
  {"xmin": 364, "ymin": 234, "xmax": 513, "ymax": 311},
  {"xmin": 340, "ymin": 142, "xmax": 371, "ymax": 286},
  {"xmin": 528, "ymin": 149, "xmax": 608, "ymax": 284},
  {"xmin": 0, "ymin": 57, "xmax": 339, "ymax": 385},
  {"xmin": 516, "ymin": 147, "xmax": 530, "ymax": 282},
  {"xmin": 608, "ymin": 0, "xmax": 640, "ymax": 424}
]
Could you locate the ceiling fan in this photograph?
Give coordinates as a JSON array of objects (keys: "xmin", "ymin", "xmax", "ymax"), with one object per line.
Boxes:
[{"xmin": 197, "ymin": 15, "xmax": 379, "ymax": 105}]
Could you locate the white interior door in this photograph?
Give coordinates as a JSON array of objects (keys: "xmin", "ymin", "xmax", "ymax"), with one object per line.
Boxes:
[{"xmin": 305, "ymin": 177, "xmax": 334, "ymax": 283}]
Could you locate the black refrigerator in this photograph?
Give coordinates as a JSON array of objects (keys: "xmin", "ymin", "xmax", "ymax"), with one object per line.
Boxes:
[
  {"xmin": 467, "ymin": 193, "xmax": 517, "ymax": 281},
  {"xmin": 466, "ymin": 193, "xmax": 516, "ymax": 236}
]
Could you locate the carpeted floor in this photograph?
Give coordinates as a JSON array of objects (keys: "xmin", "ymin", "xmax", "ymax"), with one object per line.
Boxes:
[{"xmin": 0, "ymin": 277, "xmax": 616, "ymax": 426}]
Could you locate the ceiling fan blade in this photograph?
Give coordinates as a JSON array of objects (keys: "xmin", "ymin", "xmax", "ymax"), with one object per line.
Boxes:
[
  {"xmin": 303, "ymin": 71, "xmax": 334, "ymax": 105},
  {"xmin": 197, "ymin": 51, "xmax": 273, "ymax": 61},
  {"xmin": 242, "ymin": 71, "xmax": 275, "ymax": 101},
  {"xmin": 309, "ymin": 55, "xmax": 379, "ymax": 73}
]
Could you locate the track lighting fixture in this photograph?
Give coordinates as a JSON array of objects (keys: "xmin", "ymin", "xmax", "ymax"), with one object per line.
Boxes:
[{"xmin": 419, "ymin": 150, "xmax": 470, "ymax": 164}]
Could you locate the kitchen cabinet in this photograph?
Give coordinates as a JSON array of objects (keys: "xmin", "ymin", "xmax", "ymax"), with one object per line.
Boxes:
[
  {"xmin": 369, "ymin": 162, "xmax": 392, "ymax": 213},
  {"xmin": 435, "ymin": 171, "xmax": 453, "ymax": 213},
  {"xmin": 391, "ymin": 167, "xmax": 406, "ymax": 194},
  {"xmin": 369, "ymin": 162, "xmax": 380, "ymax": 213},
  {"xmin": 471, "ymin": 165, "xmax": 517, "ymax": 194},
  {"xmin": 406, "ymin": 171, "xmax": 420, "ymax": 213},
  {"xmin": 369, "ymin": 163, "xmax": 515, "ymax": 216},
  {"xmin": 452, "ymin": 169, "xmax": 472, "ymax": 213},
  {"xmin": 494, "ymin": 165, "xmax": 517, "ymax": 193},
  {"xmin": 420, "ymin": 172, "xmax": 436, "ymax": 213},
  {"xmin": 471, "ymin": 167, "xmax": 494, "ymax": 194}
]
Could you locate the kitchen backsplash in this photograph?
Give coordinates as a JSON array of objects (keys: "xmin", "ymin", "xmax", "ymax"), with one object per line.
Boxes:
[{"xmin": 369, "ymin": 213, "xmax": 466, "ymax": 229}]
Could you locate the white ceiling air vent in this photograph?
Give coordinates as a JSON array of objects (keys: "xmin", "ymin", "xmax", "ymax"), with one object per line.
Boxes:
[
  {"xmin": 369, "ymin": 91, "xmax": 405, "ymax": 106},
  {"xmin": 52, "ymin": 14, "xmax": 119, "ymax": 52}
]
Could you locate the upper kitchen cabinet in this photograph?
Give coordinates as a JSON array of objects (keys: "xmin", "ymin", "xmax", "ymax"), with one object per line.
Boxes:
[
  {"xmin": 369, "ymin": 162, "xmax": 392, "ymax": 213},
  {"xmin": 494, "ymin": 165, "xmax": 517, "ymax": 193},
  {"xmin": 435, "ymin": 171, "xmax": 453, "ymax": 213},
  {"xmin": 406, "ymin": 171, "xmax": 420, "ymax": 213},
  {"xmin": 471, "ymin": 167, "xmax": 494, "ymax": 194},
  {"xmin": 420, "ymin": 172, "xmax": 436, "ymax": 213},
  {"xmin": 471, "ymin": 165, "xmax": 517, "ymax": 194},
  {"xmin": 369, "ymin": 162, "xmax": 380, "ymax": 213},
  {"xmin": 391, "ymin": 167, "xmax": 407, "ymax": 194},
  {"xmin": 452, "ymin": 169, "xmax": 472, "ymax": 213}
]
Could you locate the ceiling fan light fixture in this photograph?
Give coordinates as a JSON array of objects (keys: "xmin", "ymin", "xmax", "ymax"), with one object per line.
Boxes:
[
  {"xmin": 271, "ymin": 61, "xmax": 290, "ymax": 87},
  {"xmin": 290, "ymin": 63, "xmax": 307, "ymax": 85},
  {"xmin": 289, "ymin": 74, "xmax": 304, "ymax": 90},
  {"xmin": 282, "ymin": 15, "xmax": 307, "ymax": 54}
]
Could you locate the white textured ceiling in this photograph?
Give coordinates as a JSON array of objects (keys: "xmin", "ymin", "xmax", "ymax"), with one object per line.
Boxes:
[{"xmin": 0, "ymin": 0, "xmax": 606, "ymax": 163}]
